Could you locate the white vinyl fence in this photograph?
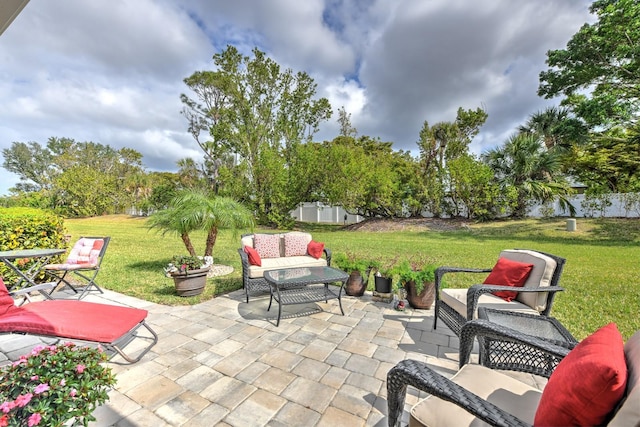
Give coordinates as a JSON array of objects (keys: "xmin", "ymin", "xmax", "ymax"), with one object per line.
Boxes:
[{"xmin": 291, "ymin": 193, "xmax": 640, "ymax": 224}]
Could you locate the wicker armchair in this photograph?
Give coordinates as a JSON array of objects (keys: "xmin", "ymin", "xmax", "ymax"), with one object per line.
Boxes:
[
  {"xmin": 387, "ymin": 326, "xmax": 640, "ymax": 427},
  {"xmin": 433, "ymin": 249, "xmax": 566, "ymax": 337}
]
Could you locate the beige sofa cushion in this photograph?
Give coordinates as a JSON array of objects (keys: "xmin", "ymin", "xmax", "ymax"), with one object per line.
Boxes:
[
  {"xmin": 440, "ymin": 288, "xmax": 539, "ymax": 320},
  {"xmin": 247, "ymin": 255, "xmax": 327, "ymax": 278},
  {"xmin": 499, "ymin": 250, "xmax": 557, "ymax": 311},
  {"xmin": 410, "ymin": 363, "xmax": 542, "ymax": 427}
]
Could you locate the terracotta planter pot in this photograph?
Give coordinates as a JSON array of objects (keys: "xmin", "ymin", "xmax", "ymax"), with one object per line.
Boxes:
[
  {"xmin": 345, "ymin": 271, "xmax": 366, "ymax": 296},
  {"xmin": 404, "ymin": 280, "xmax": 435, "ymax": 309},
  {"xmin": 172, "ymin": 266, "xmax": 210, "ymax": 297},
  {"xmin": 374, "ymin": 276, "xmax": 392, "ymax": 293}
]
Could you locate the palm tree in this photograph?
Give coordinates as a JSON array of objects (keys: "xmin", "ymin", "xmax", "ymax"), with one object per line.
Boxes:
[
  {"xmin": 483, "ymin": 133, "xmax": 575, "ymax": 218},
  {"xmin": 147, "ymin": 188, "xmax": 255, "ymax": 257},
  {"xmin": 518, "ymin": 106, "xmax": 588, "ymax": 150}
]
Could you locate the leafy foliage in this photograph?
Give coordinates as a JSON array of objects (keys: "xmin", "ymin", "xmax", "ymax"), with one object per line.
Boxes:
[
  {"xmin": 0, "ymin": 343, "xmax": 115, "ymax": 427},
  {"xmin": 0, "ymin": 208, "xmax": 67, "ymax": 285},
  {"xmin": 482, "ymin": 133, "xmax": 575, "ymax": 218},
  {"xmin": 538, "ymin": 0, "xmax": 640, "ymax": 129},
  {"xmin": 147, "ymin": 188, "xmax": 254, "ymax": 257}
]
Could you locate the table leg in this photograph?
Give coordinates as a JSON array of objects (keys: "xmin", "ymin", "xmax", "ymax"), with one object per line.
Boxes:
[{"xmin": 337, "ymin": 280, "xmax": 345, "ymax": 315}]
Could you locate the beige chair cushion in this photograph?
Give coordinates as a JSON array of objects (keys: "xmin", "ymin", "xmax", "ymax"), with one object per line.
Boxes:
[
  {"xmin": 608, "ymin": 330, "xmax": 640, "ymax": 427},
  {"xmin": 410, "ymin": 364, "xmax": 542, "ymax": 427},
  {"xmin": 440, "ymin": 288, "xmax": 539, "ymax": 320},
  {"xmin": 499, "ymin": 250, "xmax": 557, "ymax": 311},
  {"xmin": 247, "ymin": 256, "xmax": 327, "ymax": 278}
]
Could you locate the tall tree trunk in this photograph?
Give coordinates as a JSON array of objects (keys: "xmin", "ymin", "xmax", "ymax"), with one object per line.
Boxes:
[{"xmin": 181, "ymin": 233, "xmax": 197, "ymax": 256}]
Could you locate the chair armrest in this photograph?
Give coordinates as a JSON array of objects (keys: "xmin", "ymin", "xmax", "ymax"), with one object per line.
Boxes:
[
  {"xmin": 387, "ymin": 359, "xmax": 531, "ymax": 427},
  {"xmin": 323, "ymin": 248, "xmax": 332, "ymax": 266},
  {"xmin": 9, "ymin": 282, "xmax": 56, "ymax": 296},
  {"xmin": 9, "ymin": 282, "xmax": 57, "ymax": 305},
  {"xmin": 466, "ymin": 285, "xmax": 564, "ymax": 319},
  {"xmin": 459, "ymin": 319, "xmax": 573, "ymax": 368},
  {"xmin": 435, "ymin": 266, "xmax": 492, "ymax": 294}
]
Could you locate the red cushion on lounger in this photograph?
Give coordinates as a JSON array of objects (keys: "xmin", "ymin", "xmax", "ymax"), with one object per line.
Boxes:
[
  {"xmin": 0, "ymin": 277, "xmax": 16, "ymax": 315},
  {"xmin": 0, "ymin": 300, "xmax": 148, "ymax": 343}
]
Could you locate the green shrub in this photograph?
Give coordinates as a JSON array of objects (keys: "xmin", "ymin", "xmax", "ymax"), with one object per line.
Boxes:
[{"xmin": 0, "ymin": 208, "xmax": 67, "ymax": 285}]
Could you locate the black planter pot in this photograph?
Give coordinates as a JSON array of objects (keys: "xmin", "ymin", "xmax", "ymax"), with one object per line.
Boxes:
[{"xmin": 374, "ymin": 276, "xmax": 392, "ymax": 293}]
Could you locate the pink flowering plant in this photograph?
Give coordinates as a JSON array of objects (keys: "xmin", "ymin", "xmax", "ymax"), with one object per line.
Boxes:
[{"xmin": 0, "ymin": 342, "xmax": 116, "ymax": 427}]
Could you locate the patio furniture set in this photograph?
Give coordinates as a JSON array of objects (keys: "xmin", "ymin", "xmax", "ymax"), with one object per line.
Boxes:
[{"xmin": 3, "ymin": 230, "xmax": 637, "ymax": 426}]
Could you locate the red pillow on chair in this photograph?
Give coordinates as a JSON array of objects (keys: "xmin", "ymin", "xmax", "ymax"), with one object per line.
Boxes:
[
  {"xmin": 307, "ymin": 241, "xmax": 324, "ymax": 259},
  {"xmin": 483, "ymin": 257, "xmax": 534, "ymax": 302},
  {"xmin": 534, "ymin": 323, "xmax": 627, "ymax": 426},
  {"xmin": 243, "ymin": 246, "xmax": 262, "ymax": 266}
]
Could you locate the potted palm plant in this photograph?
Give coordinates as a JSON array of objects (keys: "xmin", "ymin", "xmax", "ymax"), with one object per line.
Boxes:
[
  {"xmin": 148, "ymin": 188, "xmax": 255, "ymax": 297},
  {"xmin": 395, "ymin": 260, "xmax": 438, "ymax": 309}
]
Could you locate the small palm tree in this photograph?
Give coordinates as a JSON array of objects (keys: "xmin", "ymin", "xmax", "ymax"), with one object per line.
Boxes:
[
  {"xmin": 147, "ymin": 188, "xmax": 254, "ymax": 257},
  {"xmin": 483, "ymin": 133, "xmax": 575, "ymax": 218}
]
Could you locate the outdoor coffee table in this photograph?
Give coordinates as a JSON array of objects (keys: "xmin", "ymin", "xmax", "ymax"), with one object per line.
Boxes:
[
  {"xmin": 0, "ymin": 248, "xmax": 66, "ymax": 299},
  {"xmin": 459, "ymin": 308, "xmax": 578, "ymax": 378},
  {"xmin": 264, "ymin": 266, "xmax": 349, "ymax": 326}
]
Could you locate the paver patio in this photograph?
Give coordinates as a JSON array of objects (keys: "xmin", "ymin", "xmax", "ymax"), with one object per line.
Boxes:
[{"xmin": 0, "ymin": 288, "xmax": 547, "ymax": 426}]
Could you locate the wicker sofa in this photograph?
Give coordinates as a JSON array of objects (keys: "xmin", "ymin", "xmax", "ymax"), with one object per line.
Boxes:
[{"xmin": 237, "ymin": 232, "xmax": 332, "ymax": 302}]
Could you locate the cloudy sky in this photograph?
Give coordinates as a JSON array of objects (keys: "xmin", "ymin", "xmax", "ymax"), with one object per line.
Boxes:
[{"xmin": 0, "ymin": 0, "xmax": 594, "ymax": 195}]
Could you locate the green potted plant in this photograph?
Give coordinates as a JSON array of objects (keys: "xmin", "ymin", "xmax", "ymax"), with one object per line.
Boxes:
[
  {"xmin": 333, "ymin": 252, "xmax": 374, "ymax": 297},
  {"xmin": 371, "ymin": 258, "xmax": 396, "ymax": 294},
  {"xmin": 394, "ymin": 260, "xmax": 438, "ymax": 309},
  {"xmin": 165, "ymin": 255, "xmax": 209, "ymax": 297}
]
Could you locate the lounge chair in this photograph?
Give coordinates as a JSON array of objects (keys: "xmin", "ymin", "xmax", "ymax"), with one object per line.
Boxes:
[
  {"xmin": 44, "ymin": 236, "xmax": 110, "ymax": 299},
  {"xmin": 0, "ymin": 278, "xmax": 157, "ymax": 364}
]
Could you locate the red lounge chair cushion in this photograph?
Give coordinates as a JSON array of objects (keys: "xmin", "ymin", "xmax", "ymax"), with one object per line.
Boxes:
[
  {"xmin": 0, "ymin": 300, "xmax": 148, "ymax": 343},
  {"xmin": 534, "ymin": 323, "xmax": 627, "ymax": 426},
  {"xmin": 484, "ymin": 257, "xmax": 534, "ymax": 302},
  {"xmin": 0, "ymin": 278, "xmax": 15, "ymax": 315}
]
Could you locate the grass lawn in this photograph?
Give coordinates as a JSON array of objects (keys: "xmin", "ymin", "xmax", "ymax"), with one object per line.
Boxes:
[{"xmin": 64, "ymin": 215, "xmax": 640, "ymax": 341}]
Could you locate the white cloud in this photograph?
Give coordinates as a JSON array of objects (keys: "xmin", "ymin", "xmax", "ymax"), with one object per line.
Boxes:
[{"xmin": 0, "ymin": 0, "xmax": 594, "ymax": 195}]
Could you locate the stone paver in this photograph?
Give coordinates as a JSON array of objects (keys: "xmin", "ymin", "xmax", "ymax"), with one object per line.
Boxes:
[{"xmin": 0, "ymin": 288, "xmax": 549, "ymax": 426}]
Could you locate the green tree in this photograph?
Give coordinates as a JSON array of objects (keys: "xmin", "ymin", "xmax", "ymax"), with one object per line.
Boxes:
[
  {"xmin": 538, "ymin": 0, "xmax": 640, "ymax": 129},
  {"xmin": 1, "ymin": 137, "xmax": 147, "ymax": 216},
  {"xmin": 483, "ymin": 134, "xmax": 575, "ymax": 218},
  {"xmin": 2, "ymin": 141, "xmax": 56, "ymax": 192},
  {"xmin": 448, "ymin": 154, "xmax": 504, "ymax": 220},
  {"xmin": 570, "ymin": 126, "xmax": 640, "ymax": 193},
  {"xmin": 147, "ymin": 188, "xmax": 255, "ymax": 258},
  {"xmin": 416, "ymin": 107, "xmax": 488, "ymax": 217},
  {"xmin": 181, "ymin": 45, "xmax": 332, "ymax": 225}
]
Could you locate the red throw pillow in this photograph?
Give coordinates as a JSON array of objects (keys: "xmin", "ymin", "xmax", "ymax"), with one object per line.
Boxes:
[
  {"xmin": 483, "ymin": 257, "xmax": 534, "ymax": 302},
  {"xmin": 243, "ymin": 245, "xmax": 262, "ymax": 266},
  {"xmin": 307, "ymin": 240, "xmax": 324, "ymax": 259},
  {"xmin": 534, "ymin": 323, "xmax": 627, "ymax": 427}
]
